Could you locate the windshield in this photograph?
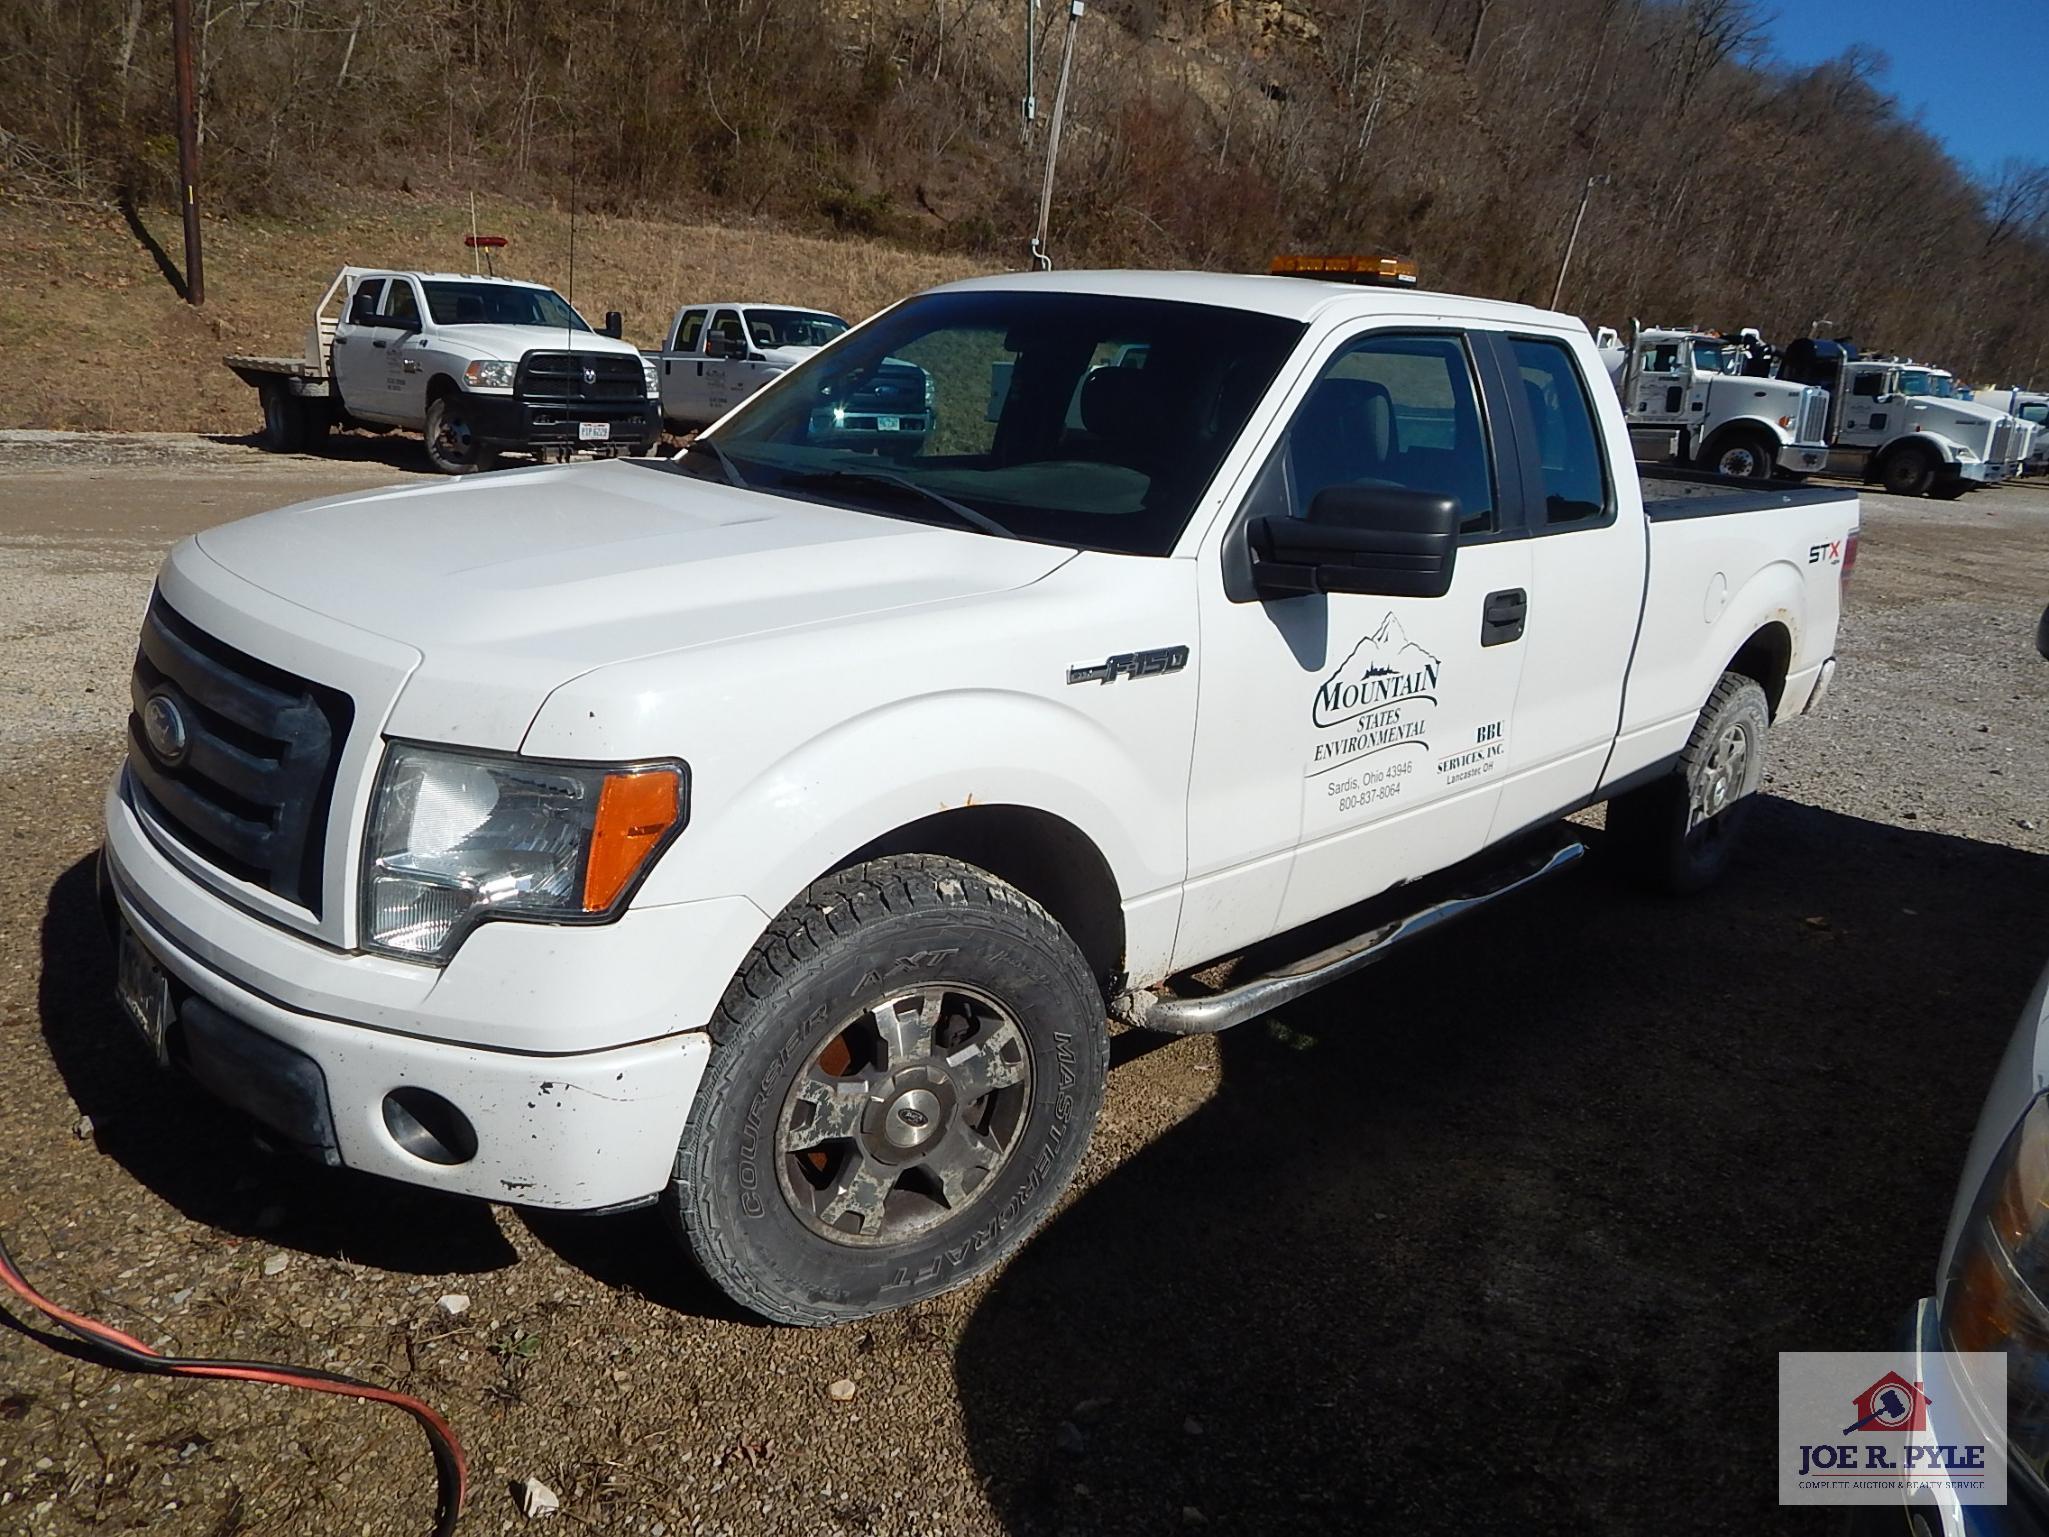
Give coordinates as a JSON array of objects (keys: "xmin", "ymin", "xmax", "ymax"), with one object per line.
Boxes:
[
  {"xmin": 745, "ymin": 309, "xmax": 850, "ymax": 349},
  {"xmin": 421, "ymin": 281, "xmax": 589, "ymax": 331},
  {"xmin": 1898, "ymin": 369, "xmax": 1932, "ymax": 396},
  {"xmin": 651, "ymin": 289, "xmax": 1305, "ymax": 557}
]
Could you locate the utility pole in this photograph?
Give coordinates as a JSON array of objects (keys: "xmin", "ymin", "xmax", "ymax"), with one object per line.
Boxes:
[
  {"xmin": 1029, "ymin": 0, "xmax": 1082, "ymax": 271},
  {"xmin": 1549, "ymin": 173, "xmax": 1608, "ymax": 313},
  {"xmin": 170, "ymin": 0, "xmax": 205, "ymax": 305},
  {"xmin": 1022, "ymin": 0, "xmax": 1039, "ymax": 139}
]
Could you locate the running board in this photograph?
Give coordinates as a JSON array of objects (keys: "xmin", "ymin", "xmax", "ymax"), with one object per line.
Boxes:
[{"xmin": 1112, "ymin": 840, "xmax": 1586, "ymax": 1036}]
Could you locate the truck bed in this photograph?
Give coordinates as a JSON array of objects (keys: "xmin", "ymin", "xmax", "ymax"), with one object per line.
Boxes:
[
  {"xmin": 1638, "ymin": 466, "xmax": 1857, "ymax": 521},
  {"xmin": 225, "ymin": 354, "xmax": 327, "ymax": 383}
]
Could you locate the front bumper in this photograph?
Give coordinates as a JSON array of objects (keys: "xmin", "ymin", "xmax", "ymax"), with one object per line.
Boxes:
[
  {"xmin": 465, "ymin": 391, "xmax": 661, "ymax": 453},
  {"xmin": 1778, "ymin": 442, "xmax": 1831, "ymax": 474},
  {"xmin": 1957, "ymin": 460, "xmax": 2007, "ymax": 486},
  {"xmin": 1845, "ymin": 1300, "xmax": 2049, "ymax": 1537},
  {"xmin": 99, "ymin": 768, "xmax": 767, "ymax": 1210}
]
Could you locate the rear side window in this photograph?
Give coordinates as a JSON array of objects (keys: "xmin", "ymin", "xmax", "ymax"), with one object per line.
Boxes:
[
  {"xmin": 675, "ymin": 310, "xmax": 705, "ymax": 352},
  {"xmin": 1511, "ymin": 337, "xmax": 1608, "ymax": 526},
  {"xmin": 1285, "ymin": 332, "xmax": 1496, "ymax": 535}
]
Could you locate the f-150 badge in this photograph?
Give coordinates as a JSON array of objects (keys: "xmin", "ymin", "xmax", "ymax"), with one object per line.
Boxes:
[{"xmin": 1067, "ymin": 646, "xmax": 1190, "ymax": 685}]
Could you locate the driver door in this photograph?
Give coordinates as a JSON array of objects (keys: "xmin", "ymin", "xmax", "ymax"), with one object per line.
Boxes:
[
  {"xmin": 1175, "ymin": 324, "xmax": 1533, "ymax": 968},
  {"xmin": 702, "ymin": 308, "xmax": 747, "ymax": 418}
]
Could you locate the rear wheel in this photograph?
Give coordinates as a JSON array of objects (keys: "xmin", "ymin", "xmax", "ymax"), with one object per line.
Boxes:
[
  {"xmin": 1607, "ymin": 672, "xmax": 1770, "ymax": 894},
  {"xmin": 424, "ymin": 395, "xmax": 497, "ymax": 474},
  {"xmin": 1880, "ymin": 444, "xmax": 1936, "ymax": 497},
  {"xmin": 258, "ymin": 383, "xmax": 306, "ymax": 453},
  {"xmin": 1708, "ymin": 429, "xmax": 1776, "ymax": 481},
  {"xmin": 667, "ymin": 855, "xmax": 1108, "ymax": 1326}
]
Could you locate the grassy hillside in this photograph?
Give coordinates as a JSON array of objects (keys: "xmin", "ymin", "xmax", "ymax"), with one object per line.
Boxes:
[{"xmin": 0, "ymin": 195, "xmax": 994, "ymax": 433}]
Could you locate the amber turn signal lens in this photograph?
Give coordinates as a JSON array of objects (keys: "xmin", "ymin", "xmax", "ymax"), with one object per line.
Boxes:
[{"xmin": 582, "ymin": 769, "xmax": 682, "ymax": 912}]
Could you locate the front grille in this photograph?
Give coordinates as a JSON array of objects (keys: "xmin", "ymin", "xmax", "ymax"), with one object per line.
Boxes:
[
  {"xmin": 846, "ymin": 362, "xmax": 929, "ymax": 414},
  {"xmin": 1990, "ymin": 417, "xmax": 2020, "ymax": 465},
  {"xmin": 1797, "ymin": 387, "xmax": 1830, "ymax": 446},
  {"xmin": 515, "ymin": 350, "xmax": 645, "ymax": 403},
  {"xmin": 127, "ymin": 595, "xmax": 353, "ymax": 913}
]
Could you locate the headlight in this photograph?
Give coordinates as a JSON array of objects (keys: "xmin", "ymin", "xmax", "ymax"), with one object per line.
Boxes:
[
  {"xmin": 642, "ymin": 359, "xmax": 659, "ymax": 398},
  {"xmin": 924, "ymin": 372, "xmax": 937, "ymax": 409},
  {"xmin": 463, "ymin": 360, "xmax": 517, "ymax": 390},
  {"xmin": 362, "ymin": 744, "xmax": 686, "ymax": 962},
  {"xmin": 1940, "ymin": 1091, "xmax": 2049, "ymax": 1491}
]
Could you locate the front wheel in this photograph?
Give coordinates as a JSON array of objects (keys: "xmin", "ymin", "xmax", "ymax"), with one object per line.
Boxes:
[
  {"xmin": 423, "ymin": 395, "xmax": 498, "ymax": 474},
  {"xmin": 667, "ymin": 855, "xmax": 1108, "ymax": 1326},
  {"xmin": 1607, "ymin": 672, "xmax": 1770, "ymax": 894},
  {"xmin": 1708, "ymin": 430, "xmax": 1776, "ymax": 481},
  {"xmin": 1880, "ymin": 444, "xmax": 1936, "ymax": 497}
]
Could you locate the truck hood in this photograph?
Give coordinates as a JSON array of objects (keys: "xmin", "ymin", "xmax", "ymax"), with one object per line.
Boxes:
[
  {"xmin": 187, "ymin": 458, "xmax": 1074, "ymax": 748},
  {"xmin": 444, "ymin": 326, "xmax": 645, "ymax": 363},
  {"xmin": 758, "ymin": 344, "xmax": 822, "ymax": 370}
]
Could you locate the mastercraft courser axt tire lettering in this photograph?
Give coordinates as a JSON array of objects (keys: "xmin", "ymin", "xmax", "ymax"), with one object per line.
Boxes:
[{"xmin": 665, "ymin": 854, "xmax": 1109, "ymax": 1326}]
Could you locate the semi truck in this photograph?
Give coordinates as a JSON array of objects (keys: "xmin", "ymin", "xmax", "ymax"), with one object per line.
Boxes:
[{"xmin": 1598, "ymin": 324, "xmax": 1832, "ymax": 481}]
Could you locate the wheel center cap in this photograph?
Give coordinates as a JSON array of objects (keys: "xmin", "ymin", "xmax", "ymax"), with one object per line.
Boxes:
[{"xmin": 882, "ymin": 1087, "xmax": 943, "ymax": 1150}]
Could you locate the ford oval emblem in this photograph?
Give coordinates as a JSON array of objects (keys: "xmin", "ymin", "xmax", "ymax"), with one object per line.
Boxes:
[
  {"xmin": 582, "ymin": 365, "xmax": 597, "ymax": 384},
  {"xmin": 141, "ymin": 692, "xmax": 189, "ymax": 765}
]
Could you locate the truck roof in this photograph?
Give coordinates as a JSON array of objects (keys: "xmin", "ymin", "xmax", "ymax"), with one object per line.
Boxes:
[
  {"xmin": 928, "ymin": 269, "xmax": 1579, "ymax": 329},
  {"xmin": 673, "ymin": 301, "xmax": 842, "ymax": 314},
  {"xmin": 351, "ymin": 268, "xmax": 556, "ymax": 289}
]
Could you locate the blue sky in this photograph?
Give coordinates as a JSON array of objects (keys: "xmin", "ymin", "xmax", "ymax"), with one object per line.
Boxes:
[{"xmin": 1758, "ymin": 0, "xmax": 2046, "ymax": 181}]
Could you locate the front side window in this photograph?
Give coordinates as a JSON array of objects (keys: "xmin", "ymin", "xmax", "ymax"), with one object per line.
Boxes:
[
  {"xmin": 709, "ymin": 309, "xmax": 747, "ymax": 350},
  {"xmin": 2021, "ymin": 403, "xmax": 2048, "ymax": 425},
  {"xmin": 1513, "ymin": 336, "xmax": 1609, "ymax": 526},
  {"xmin": 420, "ymin": 281, "xmax": 589, "ymax": 331},
  {"xmin": 1283, "ymin": 331, "xmax": 1496, "ymax": 535},
  {"xmin": 1645, "ymin": 343, "xmax": 1683, "ymax": 372},
  {"xmin": 654, "ymin": 290, "xmax": 1303, "ymax": 557},
  {"xmin": 1851, "ymin": 372, "xmax": 1885, "ymax": 398}
]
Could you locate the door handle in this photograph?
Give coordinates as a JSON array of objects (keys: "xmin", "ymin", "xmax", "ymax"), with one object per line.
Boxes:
[
  {"xmin": 1481, "ymin": 588, "xmax": 1527, "ymax": 646},
  {"xmin": 371, "ymin": 338, "xmax": 387, "ymax": 350}
]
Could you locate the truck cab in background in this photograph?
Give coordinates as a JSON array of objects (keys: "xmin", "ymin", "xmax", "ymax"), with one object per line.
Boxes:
[
  {"xmin": 1779, "ymin": 341, "xmax": 2035, "ymax": 497},
  {"xmin": 1599, "ymin": 324, "xmax": 1831, "ymax": 481},
  {"xmin": 1962, "ymin": 385, "xmax": 2048, "ymax": 478}
]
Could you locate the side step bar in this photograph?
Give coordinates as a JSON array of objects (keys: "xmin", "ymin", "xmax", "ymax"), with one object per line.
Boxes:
[{"xmin": 1112, "ymin": 840, "xmax": 1586, "ymax": 1036}]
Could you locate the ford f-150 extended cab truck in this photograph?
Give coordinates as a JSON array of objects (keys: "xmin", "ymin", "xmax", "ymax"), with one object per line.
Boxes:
[
  {"xmin": 226, "ymin": 268, "xmax": 661, "ymax": 473},
  {"xmin": 102, "ymin": 272, "xmax": 1859, "ymax": 1325}
]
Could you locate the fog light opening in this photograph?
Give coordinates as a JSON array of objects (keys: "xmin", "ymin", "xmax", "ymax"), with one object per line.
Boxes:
[{"xmin": 381, "ymin": 1087, "xmax": 478, "ymax": 1166}]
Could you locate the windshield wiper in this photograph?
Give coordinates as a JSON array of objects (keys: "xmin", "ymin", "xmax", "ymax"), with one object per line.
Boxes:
[
  {"xmin": 784, "ymin": 468, "xmax": 1012, "ymax": 538},
  {"xmin": 683, "ymin": 436, "xmax": 749, "ymax": 489}
]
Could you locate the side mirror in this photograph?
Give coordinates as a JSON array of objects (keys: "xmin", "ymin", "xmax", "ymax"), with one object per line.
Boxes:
[
  {"xmin": 1249, "ymin": 486, "xmax": 1460, "ymax": 599},
  {"xmin": 2036, "ymin": 602, "xmax": 2048, "ymax": 662},
  {"xmin": 602, "ymin": 311, "xmax": 624, "ymax": 339},
  {"xmin": 348, "ymin": 293, "xmax": 382, "ymax": 327},
  {"xmin": 708, "ymin": 333, "xmax": 744, "ymax": 360}
]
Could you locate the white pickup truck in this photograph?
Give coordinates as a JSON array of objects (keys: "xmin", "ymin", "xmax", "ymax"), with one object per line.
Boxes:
[
  {"xmin": 226, "ymin": 268, "xmax": 661, "ymax": 473},
  {"xmin": 650, "ymin": 301, "xmax": 936, "ymax": 450},
  {"xmin": 101, "ymin": 271, "xmax": 1858, "ymax": 1325}
]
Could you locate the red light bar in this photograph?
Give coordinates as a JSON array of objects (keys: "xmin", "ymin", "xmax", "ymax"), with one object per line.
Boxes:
[{"xmin": 464, "ymin": 235, "xmax": 508, "ymax": 249}]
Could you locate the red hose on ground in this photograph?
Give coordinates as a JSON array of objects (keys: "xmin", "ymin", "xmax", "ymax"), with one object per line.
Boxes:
[{"xmin": 0, "ymin": 1226, "xmax": 466, "ymax": 1535}]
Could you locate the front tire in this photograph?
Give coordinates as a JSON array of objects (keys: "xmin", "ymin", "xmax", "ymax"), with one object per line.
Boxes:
[
  {"xmin": 1880, "ymin": 444, "xmax": 1936, "ymax": 497},
  {"xmin": 423, "ymin": 394, "xmax": 498, "ymax": 474},
  {"xmin": 667, "ymin": 855, "xmax": 1109, "ymax": 1326},
  {"xmin": 1707, "ymin": 429, "xmax": 1776, "ymax": 481},
  {"xmin": 1607, "ymin": 672, "xmax": 1770, "ymax": 894}
]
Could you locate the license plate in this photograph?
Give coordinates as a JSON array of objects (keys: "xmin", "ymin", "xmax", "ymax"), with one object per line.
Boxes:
[
  {"xmin": 876, "ymin": 415, "xmax": 900, "ymax": 433},
  {"xmin": 578, "ymin": 421, "xmax": 611, "ymax": 442},
  {"xmin": 116, "ymin": 925, "xmax": 174, "ymax": 1067}
]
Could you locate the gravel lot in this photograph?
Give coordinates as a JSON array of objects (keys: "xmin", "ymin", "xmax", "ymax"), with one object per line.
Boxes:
[{"xmin": 0, "ymin": 438, "xmax": 2045, "ymax": 1536}]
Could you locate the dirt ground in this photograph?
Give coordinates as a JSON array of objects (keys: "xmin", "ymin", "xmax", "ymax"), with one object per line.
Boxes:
[{"xmin": 0, "ymin": 440, "xmax": 2045, "ymax": 1536}]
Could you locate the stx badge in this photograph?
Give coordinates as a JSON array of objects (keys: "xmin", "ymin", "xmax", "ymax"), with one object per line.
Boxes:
[{"xmin": 1067, "ymin": 646, "xmax": 1190, "ymax": 685}]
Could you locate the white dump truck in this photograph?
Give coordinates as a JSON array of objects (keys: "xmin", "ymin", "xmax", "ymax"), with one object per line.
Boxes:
[
  {"xmin": 1597, "ymin": 324, "xmax": 1832, "ymax": 480},
  {"xmin": 226, "ymin": 267, "xmax": 661, "ymax": 473},
  {"xmin": 106, "ymin": 270, "xmax": 1858, "ymax": 1325}
]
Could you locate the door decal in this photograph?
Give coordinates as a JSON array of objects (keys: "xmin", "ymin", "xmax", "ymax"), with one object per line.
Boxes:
[{"xmin": 1309, "ymin": 615, "xmax": 1441, "ymax": 775}]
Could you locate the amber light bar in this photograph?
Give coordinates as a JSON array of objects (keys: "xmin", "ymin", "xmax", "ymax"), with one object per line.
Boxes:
[{"xmin": 1270, "ymin": 253, "xmax": 1420, "ymax": 287}]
